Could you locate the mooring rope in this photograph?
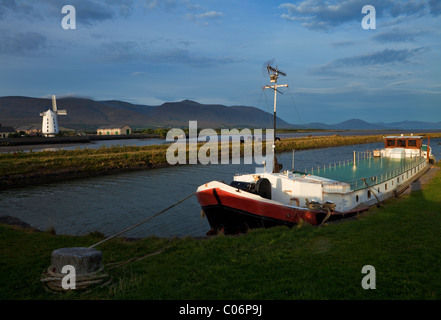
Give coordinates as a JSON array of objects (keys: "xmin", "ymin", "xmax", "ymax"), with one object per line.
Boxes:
[
  {"xmin": 41, "ymin": 266, "xmax": 111, "ymax": 292},
  {"xmin": 89, "ymin": 192, "xmax": 195, "ymax": 249},
  {"xmin": 361, "ymin": 178, "xmax": 382, "ymax": 206},
  {"xmin": 105, "ymin": 238, "xmax": 176, "ymax": 270},
  {"xmin": 41, "ymin": 193, "xmax": 195, "ymax": 292}
]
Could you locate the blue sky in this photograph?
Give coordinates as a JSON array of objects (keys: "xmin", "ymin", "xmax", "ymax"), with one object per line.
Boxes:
[{"xmin": 0, "ymin": 0, "xmax": 440, "ymax": 125}]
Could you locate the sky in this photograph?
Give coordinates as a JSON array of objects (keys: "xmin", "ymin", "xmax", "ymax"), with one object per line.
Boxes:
[{"xmin": 0, "ymin": 0, "xmax": 440, "ymax": 125}]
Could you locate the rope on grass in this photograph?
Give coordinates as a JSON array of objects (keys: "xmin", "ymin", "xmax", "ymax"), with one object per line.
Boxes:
[
  {"xmin": 41, "ymin": 193, "xmax": 195, "ymax": 293},
  {"xmin": 41, "ymin": 266, "xmax": 111, "ymax": 292},
  {"xmin": 106, "ymin": 238, "xmax": 176, "ymax": 270}
]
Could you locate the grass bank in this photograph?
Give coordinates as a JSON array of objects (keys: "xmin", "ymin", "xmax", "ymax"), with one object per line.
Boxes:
[
  {"xmin": 1, "ymin": 162, "xmax": 440, "ymax": 300},
  {"xmin": 1, "ymin": 132, "xmax": 440, "ymax": 189}
]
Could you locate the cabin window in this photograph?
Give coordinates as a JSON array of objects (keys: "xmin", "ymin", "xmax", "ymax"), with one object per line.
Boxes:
[
  {"xmin": 397, "ymin": 139, "xmax": 406, "ymax": 147},
  {"xmin": 397, "ymin": 177, "xmax": 400, "ymax": 183},
  {"xmin": 408, "ymin": 139, "xmax": 417, "ymax": 147},
  {"xmin": 367, "ymin": 190, "xmax": 371, "ymax": 199},
  {"xmin": 355, "ymin": 195, "xmax": 359, "ymax": 203},
  {"xmin": 385, "ymin": 183, "xmax": 388, "ymax": 190},
  {"xmin": 386, "ymin": 139, "xmax": 395, "ymax": 147}
]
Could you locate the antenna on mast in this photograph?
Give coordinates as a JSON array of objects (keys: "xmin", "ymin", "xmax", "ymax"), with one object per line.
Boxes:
[
  {"xmin": 267, "ymin": 65, "xmax": 286, "ymax": 81},
  {"xmin": 264, "ymin": 64, "xmax": 288, "ymax": 173}
]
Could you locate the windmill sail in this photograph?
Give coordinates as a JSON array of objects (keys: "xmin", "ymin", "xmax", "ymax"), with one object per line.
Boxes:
[
  {"xmin": 52, "ymin": 95, "xmax": 67, "ymax": 115},
  {"xmin": 52, "ymin": 95, "xmax": 57, "ymax": 112}
]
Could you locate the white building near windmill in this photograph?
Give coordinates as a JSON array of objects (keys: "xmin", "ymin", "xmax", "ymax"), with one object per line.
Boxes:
[{"xmin": 40, "ymin": 95, "xmax": 67, "ymax": 137}]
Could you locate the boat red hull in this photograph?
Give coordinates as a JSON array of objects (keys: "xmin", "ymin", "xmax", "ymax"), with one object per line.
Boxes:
[{"xmin": 196, "ymin": 185, "xmax": 365, "ymax": 234}]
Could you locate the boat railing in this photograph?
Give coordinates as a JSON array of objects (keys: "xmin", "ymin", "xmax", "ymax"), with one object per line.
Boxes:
[
  {"xmin": 301, "ymin": 151, "xmax": 427, "ymax": 191},
  {"xmin": 302, "ymin": 150, "xmax": 376, "ymax": 176},
  {"xmin": 346, "ymin": 156, "xmax": 427, "ymax": 191}
]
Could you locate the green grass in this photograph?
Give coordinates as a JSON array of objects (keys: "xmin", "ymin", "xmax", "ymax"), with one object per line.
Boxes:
[{"xmin": 1, "ymin": 162, "xmax": 440, "ymax": 300}]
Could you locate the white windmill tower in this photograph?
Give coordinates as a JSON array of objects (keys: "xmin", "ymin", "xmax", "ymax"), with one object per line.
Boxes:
[{"xmin": 40, "ymin": 95, "xmax": 67, "ymax": 137}]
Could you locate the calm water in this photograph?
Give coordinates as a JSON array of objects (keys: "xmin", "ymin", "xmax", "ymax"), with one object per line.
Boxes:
[{"xmin": 1, "ymin": 138, "xmax": 440, "ymax": 238}]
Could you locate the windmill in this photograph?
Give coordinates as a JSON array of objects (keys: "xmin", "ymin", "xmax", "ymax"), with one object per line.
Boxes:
[{"xmin": 40, "ymin": 95, "xmax": 67, "ymax": 137}]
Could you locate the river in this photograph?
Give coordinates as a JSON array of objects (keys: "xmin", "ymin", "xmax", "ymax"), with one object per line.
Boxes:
[
  {"xmin": 1, "ymin": 138, "xmax": 440, "ymax": 239},
  {"xmin": 1, "ymin": 129, "xmax": 435, "ymax": 153}
]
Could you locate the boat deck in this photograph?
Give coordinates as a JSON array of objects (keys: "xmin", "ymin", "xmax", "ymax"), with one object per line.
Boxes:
[{"xmin": 297, "ymin": 156, "xmax": 427, "ymax": 191}]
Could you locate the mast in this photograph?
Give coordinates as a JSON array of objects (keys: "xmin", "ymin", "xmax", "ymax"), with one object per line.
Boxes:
[{"xmin": 264, "ymin": 65, "xmax": 288, "ymax": 173}]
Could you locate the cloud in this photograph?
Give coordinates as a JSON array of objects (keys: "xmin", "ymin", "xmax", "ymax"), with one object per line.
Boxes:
[
  {"xmin": 0, "ymin": 0, "xmax": 34, "ymax": 19},
  {"xmin": 148, "ymin": 48, "xmax": 236, "ymax": 67},
  {"xmin": 330, "ymin": 40, "xmax": 356, "ymax": 47},
  {"xmin": 130, "ymin": 71, "xmax": 146, "ymax": 76},
  {"xmin": 143, "ymin": 0, "xmax": 193, "ymax": 12},
  {"xmin": 98, "ymin": 40, "xmax": 239, "ymax": 67},
  {"xmin": 186, "ymin": 10, "xmax": 223, "ymax": 25},
  {"xmin": 198, "ymin": 11, "xmax": 223, "ymax": 19},
  {"xmin": 0, "ymin": 30, "xmax": 47, "ymax": 55},
  {"xmin": 60, "ymin": 0, "xmax": 135, "ymax": 25},
  {"xmin": 372, "ymin": 28, "xmax": 424, "ymax": 43},
  {"xmin": 0, "ymin": 0, "xmax": 134, "ymax": 25},
  {"xmin": 429, "ymin": 0, "xmax": 441, "ymax": 16},
  {"xmin": 0, "ymin": 0, "xmax": 15, "ymax": 18},
  {"xmin": 280, "ymin": 0, "xmax": 434, "ymax": 31},
  {"xmin": 142, "ymin": 0, "xmax": 223, "ymax": 24},
  {"xmin": 144, "ymin": 0, "xmax": 159, "ymax": 10},
  {"xmin": 321, "ymin": 47, "xmax": 429, "ymax": 69},
  {"xmin": 99, "ymin": 41, "xmax": 142, "ymax": 62},
  {"xmin": 75, "ymin": 1, "xmax": 115, "ymax": 25},
  {"xmin": 309, "ymin": 47, "xmax": 430, "ymax": 80}
]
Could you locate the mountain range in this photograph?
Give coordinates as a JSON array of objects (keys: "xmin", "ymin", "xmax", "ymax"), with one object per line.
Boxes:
[{"xmin": 0, "ymin": 96, "xmax": 439, "ymax": 131}]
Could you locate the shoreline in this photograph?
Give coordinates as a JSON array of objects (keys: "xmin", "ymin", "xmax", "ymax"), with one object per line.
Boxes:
[
  {"xmin": 0, "ymin": 161, "xmax": 172, "ymax": 191},
  {"xmin": 1, "ymin": 133, "xmax": 439, "ymax": 191},
  {"xmin": 0, "ymin": 134, "xmax": 163, "ymax": 153},
  {"xmin": 0, "ymin": 133, "xmax": 161, "ymax": 147},
  {"xmin": 1, "ymin": 162, "xmax": 439, "ymax": 237}
]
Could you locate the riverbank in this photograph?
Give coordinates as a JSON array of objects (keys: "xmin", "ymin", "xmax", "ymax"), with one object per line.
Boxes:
[
  {"xmin": 1, "ymin": 133, "xmax": 440, "ymax": 190},
  {"xmin": 0, "ymin": 161, "xmax": 440, "ymax": 301},
  {"xmin": 0, "ymin": 133, "xmax": 161, "ymax": 147}
]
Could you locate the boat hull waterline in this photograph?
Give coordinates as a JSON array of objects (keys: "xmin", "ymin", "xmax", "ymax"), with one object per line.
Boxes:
[
  {"xmin": 197, "ymin": 184, "xmax": 367, "ymax": 234},
  {"xmin": 197, "ymin": 161, "xmax": 431, "ymax": 235}
]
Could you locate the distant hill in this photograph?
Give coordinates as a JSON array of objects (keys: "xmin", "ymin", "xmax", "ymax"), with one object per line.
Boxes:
[
  {"xmin": 0, "ymin": 96, "xmax": 294, "ymax": 130},
  {"xmin": 0, "ymin": 96, "xmax": 439, "ymax": 131},
  {"xmin": 373, "ymin": 121, "xmax": 441, "ymax": 130},
  {"xmin": 327, "ymin": 119, "xmax": 387, "ymax": 130}
]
